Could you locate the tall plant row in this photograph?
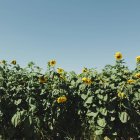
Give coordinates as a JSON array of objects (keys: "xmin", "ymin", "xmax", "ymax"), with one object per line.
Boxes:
[{"xmin": 0, "ymin": 52, "xmax": 140, "ymax": 140}]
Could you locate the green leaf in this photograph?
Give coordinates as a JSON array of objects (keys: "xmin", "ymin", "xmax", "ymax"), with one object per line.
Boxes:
[
  {"xmin": 14, "ymin": 99, "xmax": 22, "ymax": 105},
  {"xmin": 71, "ymin": 80, "xmax": 76, "ymax": 87},
  {"xmin": 95, "ymin": 129, "xmax": 103, "ymax": 135},
  {"xmin": 111, "ymin": 117, "xmax": 115, "ymax": 121},
  {"xmin": 79, "ymin": 84, "xmax": 86, "ymax": 90},
  {"xmin": 100, "ymin": 108, "xmax": 107, "ymax": 116},
  {"xmin": 85, "ymin": 96, "xmax": 93, "ymax": 104},
  {"xmin": 29, "ymin": 116, "xmax": 32, "ymax": 125},
  {"xmin": 87, "ymin": 112, "xmax": 98, "ymax": 117},
  {"xmin": 35, "ymin": 117, "xmax": 41, "ymax": 127},
  {"xmin": 11, "ymin": 110, "xmax": 26, "ymax": 127},
  {"xmin": 119, "ymin": 112, "xmax": 130, "ymax": 123},
  {"xmin": 97, "ymin": 118, "xmax": 106, "ymax": 127},
  {"xmin": 29, "ymin": 105, "xmax": 37, "ymax": 113},
  {"xmin": 103, "ymin": 94, "xmax": 108, "ymax": 101},
  {"xmin": 97, "ymin": 94, "xmax": 104, "ymax": 100},
  {"xmin": 81, "ymin": 94, "xmax": 87, "ymax": 100},
  {"xmin": 135, "ymin": 92, "xmax": 140, "ymax": 100}
]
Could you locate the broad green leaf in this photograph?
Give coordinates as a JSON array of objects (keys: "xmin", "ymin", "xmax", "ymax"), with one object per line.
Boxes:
[
  {"xmin": 95, "ymin": 129, "xmax": 103, "ymax": 135},
  {"xmin": 85, "ymin": 96, "xmax": 93, "ymax": 104},
  {"xmin": 81, "ymin": 94, "xmax": 87, "ymax": 100},
  {"xmin": 119, "ymin": 112, "xmax": 130, "ymax": 123},
  {"xmin": 100, "ymin": 108, "xmax": 107, "ymax": 116},
  {"xmin": 97, "ymin": 118, "xmax": 106, "ymax": 127}
]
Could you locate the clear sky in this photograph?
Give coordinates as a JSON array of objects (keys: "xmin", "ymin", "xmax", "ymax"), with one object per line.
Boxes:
[{"xmin": 0, "ymin": 0, "xmax": 140, "ymax": 73}]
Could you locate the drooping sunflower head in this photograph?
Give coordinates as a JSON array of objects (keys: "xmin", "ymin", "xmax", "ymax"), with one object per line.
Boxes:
[
  {"xmin": 82, "ymin": 67, "xmax": 88, "ymax": 73},
  {"xmin": 86, "ymin": 78, "xmax": 92, "ymax": 85},
  {"xmin": 115, "ymin": 52, "xmax": 123, "ymax": 60},
  {"xmin": 48, "ymin": 60, "xmax": 56, "ymax": 67},
  {"xmin": 136, "ymin": 56, "xmax": 140, "ymax": 63},
  {"xmin": 127, "ymin": 79, "xmax": 135, "ymax": 84},
  {"xmin": 11, "ymin": 60, "xmax": 16, "ymax": 65},
  {"xmin": 38, "ymin": 76, "xmax": 47, "ymax": 84}
]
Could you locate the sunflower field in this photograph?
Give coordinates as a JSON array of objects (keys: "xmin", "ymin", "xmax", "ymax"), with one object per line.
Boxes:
[{"xmin": 0, "ymin": 52, "xmax": 140, "ymax": 140}]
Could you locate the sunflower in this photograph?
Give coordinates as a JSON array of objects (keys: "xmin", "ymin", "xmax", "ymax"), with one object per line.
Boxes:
[
  {"xmin": 82, "ymin": 77, "xmax": 92, "ymax": 85},
  {"xmin": 127, "ymin": 79, "xmax": 135, "ymax": 84},
  {"xmin": 82, "ymin": 67, "xmax": 88, "ymax": 73},
  {"xmin": 57, "ymin": 96, "xmax": 67, "ymax": 103},
  {"xmin": 82, "ymin": 77, "xmax": 87, "ymax": 82},
  {"xmin": 114, "ymin": 52, "xmax": 123, "ymax": 60},
  {"xmin": 136, "ymin": 56, "xmax": 140, "ymax": 63},
  {"xmin": 49, "ymin": 60, "xmax": 56, "ymax": 67},
  {"xmin": 57, "ymin": 68, "xmax": 64, "ymax": 74},
  {"xmin": 11, "ymin": 60, "xmax": 16, "ymax": 65},
  {"xmin": 85, "ymin": 78, "xmax": 92, "ymax": 85},
  {"xmin": 135, "ymin": 73, "xmax": 140, "ymax": 79}
]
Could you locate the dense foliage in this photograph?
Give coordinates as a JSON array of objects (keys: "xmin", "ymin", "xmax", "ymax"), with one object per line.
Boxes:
[{"xmin": 0, "ymin": 53, "xmax": 140, "ymax": 140}]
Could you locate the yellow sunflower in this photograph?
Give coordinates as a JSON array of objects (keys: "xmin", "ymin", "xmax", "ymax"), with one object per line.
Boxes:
[
  {"xmin": 82, "ymin": 67, "xmax": 88, "ymax": 73},
  {"xmin": 135, "ymin": 73, "xmax": 140, "ymax": 79},
  {"xmin": 57, "ymin": 96, "xmax": 67, "ymax": 103},
  {"xmin": 136, "ymin": 56, "xmax": 140, "ymax": 63},
  {"xmin": 114, "ymin": 52, "xmax": 123, "ymax": 60},
  {"xmin": 49, "ymin": 60, "xmax": 56, "ymax": 67},
  {"xmin": 57, "ymin": 68, "xmax": 64, "ymax": 74},
  {"xmin": 82, "ymin": 77, "xmax": 92, "ymax": 85},
  {"xmin": 82, "ymin": 77, "xmax": 87, "ymax": 82},
  {"xmin": 127, "ymin": 79, "xmax": 135, "ymax": 84}
]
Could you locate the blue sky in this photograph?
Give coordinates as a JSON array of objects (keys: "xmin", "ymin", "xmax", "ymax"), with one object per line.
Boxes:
[{"xmin": 0, "ymin": 0, "xmax": 140, "ymax": 73}]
